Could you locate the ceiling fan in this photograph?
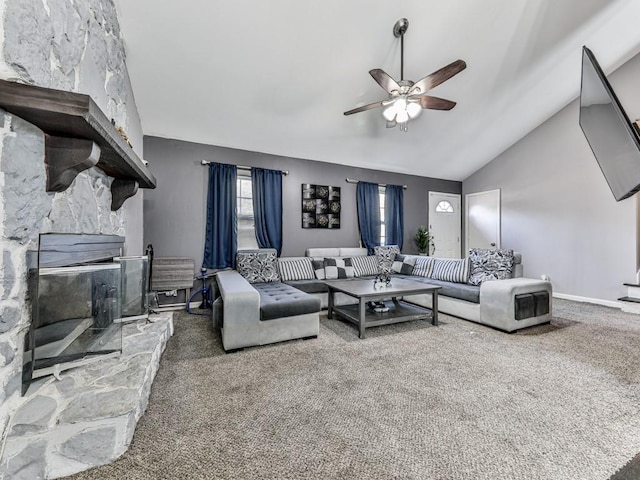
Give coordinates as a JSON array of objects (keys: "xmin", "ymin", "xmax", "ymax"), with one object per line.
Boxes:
[{"xmin": 344, "ymin": 18, "xmax": 467, "ymax": 132}]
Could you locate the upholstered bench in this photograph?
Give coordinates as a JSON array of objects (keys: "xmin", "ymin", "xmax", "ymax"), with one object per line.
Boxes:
[
  {"xmin": 253, "ymin": 282, "xmax": 321, "ymax": 320},
  {"xmin": 215, "ymin": 249, "xmax": 321, "ymax": 351}
]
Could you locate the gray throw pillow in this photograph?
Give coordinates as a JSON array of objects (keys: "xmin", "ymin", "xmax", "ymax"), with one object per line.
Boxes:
[
  {"xmin": 236, "ymin": 249, "xmax": 280, "ymax": 283},
  {"xmin": 391, "ymin": 254, "xmax": 417, "ymax": 275},
  {"xmin": 324, "ymin": 257, "xmax": 355, "ymax": 279},
  {"xmin": 312, "ymin": 259, "xmax": 326, "ymax": 280},
  {"xmin": 468, "ymin": 248, "xmax": 514, "ymax": 286},
  {"xmin": 374, "ymin": 245, "xmax": 401, "ymax": 272},
  {"xmin": 431, "ymin": 257, "xmax": 470, "ymax": 283}
]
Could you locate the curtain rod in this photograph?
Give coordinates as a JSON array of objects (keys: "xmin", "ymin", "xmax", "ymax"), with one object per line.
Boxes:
[
  {"xmin": 201, "ymin": 159, "xmax": 289, "ymax": 176},
  {"xmin": 345, "ymin": 178, "xmax": 407, "ymax": 189}
]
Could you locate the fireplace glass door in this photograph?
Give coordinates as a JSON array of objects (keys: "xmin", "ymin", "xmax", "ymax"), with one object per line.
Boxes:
[{"xmin": 24, "ymin": 263, "xmax": 122, "ymax": 387}]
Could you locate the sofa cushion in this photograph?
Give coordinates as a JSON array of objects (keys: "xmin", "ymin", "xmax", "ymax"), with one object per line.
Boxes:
[
  {"xmin": 278, "ymin": 257, "xmax": 315, "ymax": 281},
  {"xmin": 312, "ymin": 259, "xmax": 326, "ymax": 280},
  {"xmin": 351, "ymin": 255, "xmax": 380, "ymax": 277},
  {"xmin": 339, "ymin": 247, "xmax": 368, "ymax": 257},
  {"xmin": 374, "ymin": 245, "xmax": 400, "ymax": 272},
  {"xmin": 407, "ymin": 276, "xmax": 480, "ymax": 303},
  {"xmin": 413, "ymin": 256, "xmax": 435, "ymax": 277},
  {"xmin": 284, "ymin": 279, "xmax": 329, "ymax": 294},
  {"xmin": 391, "ymin": 254, "xmax": 417, "ymax": 275},
  {"xmin": 468, "ymin": 248, "xmax": 514, "ymax": 286},
  {"xmin": 253, "ymin": 282, "xmax": 321, "ymax": 321},
  {"xmin": 236, "ymin": 249, "xmax": 280, "ymax": 283},
  {"xmin": 324, "ymin": 257, "xmax": 355, "ymax": 279},
  {"xmin": 430, "ymin": 257, "xmax": 470, "ymax": 283},
  {"xmin": 306, "ymin": 247, "xmax": 340, "ymax": 258}
]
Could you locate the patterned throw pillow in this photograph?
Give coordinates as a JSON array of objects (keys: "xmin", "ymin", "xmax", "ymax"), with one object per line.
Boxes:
[
  {"xmin": 373, "ymin": 245, "xmax": 400, "ymax": 272},
  {"xmin": 413, "ymin": 256, "xmax": 435, "ymax": 278},
  {"xmin": 323, "ymin": 257, "xmax": 355, "ymax": 279},
  {"xmin": 468, "ymin": 248, "xmax": 514, "ymax": 286},
  {"xmin": 278, "ymin": 258, "xmax": 315, "ymax": 282},
  {"xmin": 236, "ymin": 249, "xmax": 280, "ymax": 283},
  {"xmin": 431, "ymin": 257, "xmax": 470, "ymax": 283},
  {"xmin": 311, "ymin": 259, "xmax": 326, "ymax": 280},
  {"xmin": 351, "ymin": 255, "xmax": 380, "ymax": 277},
  {"xmin": 391, "ymin": 254, "xmax": 417, "ymax": 274}
]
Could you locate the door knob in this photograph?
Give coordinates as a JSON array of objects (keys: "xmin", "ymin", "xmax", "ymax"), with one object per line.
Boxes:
[{"xmin": 490, "ymin": 242, "xmax": 496, "ymax": 247}]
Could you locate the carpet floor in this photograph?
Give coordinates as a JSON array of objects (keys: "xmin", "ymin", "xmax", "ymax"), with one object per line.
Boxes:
[{"xmin": 68, "ymin": 299, "xmax": 640, "ymax": 480}]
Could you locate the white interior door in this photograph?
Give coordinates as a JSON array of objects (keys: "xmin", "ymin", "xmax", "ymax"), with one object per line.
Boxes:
[
  {"xmin": 465, "ymin": 189, "xmax": 501, "ymax": 251},
  {"xmin": 428, "ymin": 192, "xmax": 461, "ymax": 258}
]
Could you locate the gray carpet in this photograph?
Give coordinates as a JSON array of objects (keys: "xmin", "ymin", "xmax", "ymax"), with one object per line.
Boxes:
[{"xmin": 68, "ymin": 299, "xmax": 640, "ymax": 480}]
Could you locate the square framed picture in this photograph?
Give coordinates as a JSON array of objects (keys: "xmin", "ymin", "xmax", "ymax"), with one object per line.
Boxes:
[{"xmin": 301, "ymin": 184, "xmax": 340, "ymax": 229}]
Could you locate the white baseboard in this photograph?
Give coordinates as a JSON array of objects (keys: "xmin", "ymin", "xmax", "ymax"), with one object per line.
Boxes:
[{"xmin": 553, "ymin": 293, "xmax": 621, "ymax": 309}]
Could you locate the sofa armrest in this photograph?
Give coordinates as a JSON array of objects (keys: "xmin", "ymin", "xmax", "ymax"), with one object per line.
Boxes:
[
  {"xmin": 216, "ymin": 270, "xmax": 261, "ymax": 350},
  {"xmin": 479, "ymin": 278, "xmax": 552, "ymax": 332}
]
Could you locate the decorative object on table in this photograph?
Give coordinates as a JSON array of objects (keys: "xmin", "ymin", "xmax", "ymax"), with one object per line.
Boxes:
[
  {"xmin": 373, "ymin": 271, "xmax": 392, "ymax": 289},
  {"xmin": 301, "ymin": 184, "xmax": 341, "ymax": 229},
  {"xmin": 368, "ymin": 301, "xmax": 389, "ymax": 313},
  {"xmin": 414, "ymin": 225, "xmax": 435, "ymax": 255}
]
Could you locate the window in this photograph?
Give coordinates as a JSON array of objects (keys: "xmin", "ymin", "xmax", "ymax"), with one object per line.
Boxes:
[
  {"xmin": 237, "ymin": 173, "xmax": 259, "ymax": 250},
  {"xmin": 435, "ymin": 200, "xmax": 454, "ymax": 213},
  {"xmin": 379, "ymin": 186, "xmax": 386, "ymax": 245}
]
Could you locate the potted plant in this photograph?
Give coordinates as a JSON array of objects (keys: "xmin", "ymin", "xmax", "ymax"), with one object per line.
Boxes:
[{"xmin": 414, "ymin": 226, "xmax": 435, "ymax": 255}]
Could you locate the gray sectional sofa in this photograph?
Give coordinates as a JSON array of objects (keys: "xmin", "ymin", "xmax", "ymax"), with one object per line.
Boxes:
[{"xmin": 215, "ymin": 246, "xmax": 552, "ymax": 351}]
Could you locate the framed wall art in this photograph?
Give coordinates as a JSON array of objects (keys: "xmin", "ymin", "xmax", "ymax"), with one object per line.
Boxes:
[{"xmin": 301, "ymin": 184, "xmax": 341, "ymax": 229}]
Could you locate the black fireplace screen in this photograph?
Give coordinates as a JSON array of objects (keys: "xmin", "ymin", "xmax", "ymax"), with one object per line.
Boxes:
[{"xmin": 22, "ymin": 234, "xmax": 131, "ymax": 394}]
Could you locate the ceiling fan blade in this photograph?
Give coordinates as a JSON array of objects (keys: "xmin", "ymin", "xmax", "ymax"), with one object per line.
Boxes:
[
  {"xmin": 414, "ymin": 95, "xmax": 457, "ymax": 110},
  {"xmin": 369, "ymin": 69, "xmax": 401, "ymax": 93},
  {"xmin": 409, "ymin": 59, "xmax": 467, "ymax": 95},
  {"xmin": 343, "ymin": 100, "xmax": 386, "ymax": 116},
  {"xmin": 386, "ymin": 120, "xmax": 397, "ymax": 128}
]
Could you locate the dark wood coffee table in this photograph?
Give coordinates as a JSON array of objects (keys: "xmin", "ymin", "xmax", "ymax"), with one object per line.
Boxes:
[{"xmin": 325, "ymin": 278, "xmax": 441, "ymax": 339}]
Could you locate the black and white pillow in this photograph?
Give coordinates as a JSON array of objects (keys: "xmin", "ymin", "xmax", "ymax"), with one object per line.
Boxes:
[
  {"xmin": 468, "ymin": 248, "xmax": 514, "ymax": 286},
  {"xmin": 236, "ymin": 249, "xmax": 280, "ymax": 283},
  {"xmin": 278, "ymin": 258, "xmax": 315, "ymax": 282},
  {"xmin": 413, "ymin": 256, "xmax": 435, "ymax": 278},
  {"xmin": 323, "ymin": 257, "xmax": 355, "ymax": 279},
  {"xmin": 430, "ymin": 257, "xmax": 470, "ymax": 283},
  {"xmin": 351, "ymin": 255, "xmax": 380, "ymax": 277},
  {"xmin": 391, "ymin": 254, "xmax": 417, "ymax": 274},
  {"xmin": 312, "ymin": 259, "xmax": 326, "ymax": 280},
  {"xmin": 373, "ymin": 245, "xmax": 401, "ymax": 272}
]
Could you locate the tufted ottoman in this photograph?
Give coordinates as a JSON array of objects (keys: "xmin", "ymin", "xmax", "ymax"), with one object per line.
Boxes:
[
  {"xmin": 216, "ymin": 270, "xmax": 321, "ymax": 351},
  {"xmin": 253, "ymin": 282, "xmax": 321, "ymax": 320}
]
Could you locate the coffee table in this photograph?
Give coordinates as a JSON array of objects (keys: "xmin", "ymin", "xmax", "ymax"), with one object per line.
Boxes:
[{"xmin": 325, "ymin": 278, "xmax": 441, "ymax": 339}]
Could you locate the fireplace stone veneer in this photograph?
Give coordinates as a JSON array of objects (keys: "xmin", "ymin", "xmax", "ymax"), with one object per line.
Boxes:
[
  {"xmin": 0, "ymin": 313, "xmax": 173, "ymax": 479},
  {"xmin": 0, "ymin": 0, "xmax": 149, "ymax": 469}
]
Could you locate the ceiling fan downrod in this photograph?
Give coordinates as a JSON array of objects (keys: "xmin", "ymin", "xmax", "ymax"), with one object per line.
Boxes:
[{"xmin": 393, "ymin": 18, "xmax": 409, "ymax": 82}]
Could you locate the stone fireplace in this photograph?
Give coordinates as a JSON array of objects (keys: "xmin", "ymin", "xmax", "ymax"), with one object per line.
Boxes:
[{"xmin": 0, "ymin": 1, "xmax": 164, "ymax": 477}]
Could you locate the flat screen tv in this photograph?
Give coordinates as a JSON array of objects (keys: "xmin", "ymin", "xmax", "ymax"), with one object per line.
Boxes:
[{"xmin": 579, "ymin": 46, "xmax": 640, "ymax": 201}]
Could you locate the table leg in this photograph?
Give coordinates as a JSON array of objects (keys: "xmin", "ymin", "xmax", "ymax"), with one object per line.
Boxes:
[
  {"xmin": 359, "ymin": 298, "xmax": 366, "ymax": 339},
  {"xmin": 432, "ymin": 290, "xmax": 439, "ymax": 326},
  {"xmin": 328, "ymin": 288, "xmax": 334, "ymax": 319}
]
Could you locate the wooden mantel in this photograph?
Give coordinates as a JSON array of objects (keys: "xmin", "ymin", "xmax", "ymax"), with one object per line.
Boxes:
[{"xmin": 0, "ymin": 79, "xmax": 156, "ymax": 210}]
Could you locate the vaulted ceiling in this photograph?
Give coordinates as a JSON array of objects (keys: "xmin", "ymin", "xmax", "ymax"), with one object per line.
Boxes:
[{"xmin": 113, "ymin": 0, "xmax": 640, "ymax": 181}]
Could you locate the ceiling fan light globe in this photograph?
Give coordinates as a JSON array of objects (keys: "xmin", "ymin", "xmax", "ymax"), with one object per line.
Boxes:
[
  {"xmin": 382, "ymin": 107, "xmax": 397, "ymax": 122},
  {"xmin": 407, "ymin": 102, "xmax": 422, "ymax": 119},
  {"xmin": 395, "ymin": 109, "xmax": 409, "ymax": 123}
]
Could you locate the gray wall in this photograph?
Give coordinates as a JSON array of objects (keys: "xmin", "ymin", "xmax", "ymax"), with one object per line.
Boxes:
[
  {"xmin": 143, "ymin": 136, "xmax": 460, "ymax": 265},
  {"xmin": 463, "ymin": 52, "xmax": 640, "ymax": 303}
]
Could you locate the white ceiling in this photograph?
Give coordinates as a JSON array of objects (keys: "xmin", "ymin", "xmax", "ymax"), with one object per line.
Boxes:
[{"xmin": 113, "ymin": 0, "xmax": 640, "ymax": 181}]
